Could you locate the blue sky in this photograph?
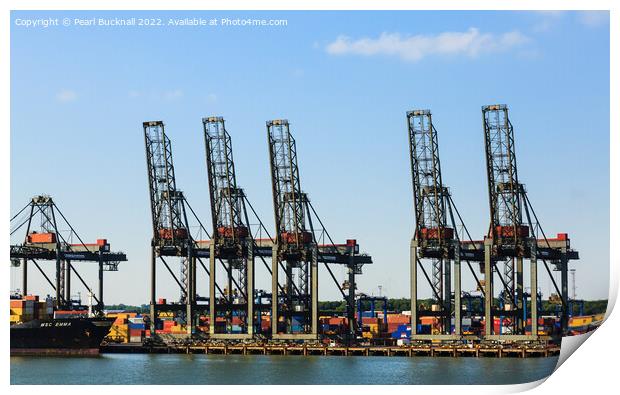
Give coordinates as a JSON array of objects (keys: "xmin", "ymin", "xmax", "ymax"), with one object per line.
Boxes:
[{"xmin": 10, "ymin": 10, "xmax": 609, "ymax": 304}]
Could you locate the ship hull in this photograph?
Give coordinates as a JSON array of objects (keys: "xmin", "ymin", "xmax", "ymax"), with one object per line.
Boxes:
[
  {"xmin": 10, "ymin": 317, "xmax": 114, "ymax": 356},
  {"xmin": 10, "ymin": 347, "xmax": 101, "ymax": 356}
]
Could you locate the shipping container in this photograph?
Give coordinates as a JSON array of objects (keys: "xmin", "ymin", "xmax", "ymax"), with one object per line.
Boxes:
[{"xmin": 27, "ymin": 232, "xmax": 57, "ymax": 244}]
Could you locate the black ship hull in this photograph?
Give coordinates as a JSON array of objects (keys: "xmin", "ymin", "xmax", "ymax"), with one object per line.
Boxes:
[{"xmin": 10, "ymin": 317, "xmax": 114, "ymax": 356}]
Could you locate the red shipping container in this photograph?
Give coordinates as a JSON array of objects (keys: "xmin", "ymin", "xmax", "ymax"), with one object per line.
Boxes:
[
  {"xmin": 329, "ymin": 317, "xmax": 346, "ymax": 326},
  {"xmin": 27, "ymin": 232, "xmax": 57, "ymax": 244},
  {"xmin": 217, "ymin": 226, "xmax": 249, "ymax": 238},
  {"xmin": 495, "ymin": 225, "xmax": 529, "ymax": 239},
  {"xmin": 420, "ymin": 316, "xmax": 438, "ymax": 325},
  {"xmin": 129, "ymin": 329, "xmax": 143, "ymax": 337},
  {"xmin": 387, "ymin": 314, "xmax": 410, "ymax": 324},
  {"xmin": 419, "ymin": 227, "xmax": 454, "ymax": 240},
  {"xmin": 280, "ymin": 231, "xmax": 312, "ymax": 244},
  {"xmin": 158, "ymin": 228, "xmax": 189, "ymax": 240}
]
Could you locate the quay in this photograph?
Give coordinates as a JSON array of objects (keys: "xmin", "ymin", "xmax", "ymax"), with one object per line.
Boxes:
[{"xmin": 101, "ymin": 342, "xmax": 561, "ymax": 358}]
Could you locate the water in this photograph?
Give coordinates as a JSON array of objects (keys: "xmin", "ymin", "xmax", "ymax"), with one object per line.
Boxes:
[{"xmin": 11, "ymin": 354, "xmax": 558, "ymax": 385}]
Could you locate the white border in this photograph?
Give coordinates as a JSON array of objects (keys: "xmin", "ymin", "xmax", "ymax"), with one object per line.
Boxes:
[{"xmin": 2, "ymin": 1, "xmax": 616, "ymax": 394}]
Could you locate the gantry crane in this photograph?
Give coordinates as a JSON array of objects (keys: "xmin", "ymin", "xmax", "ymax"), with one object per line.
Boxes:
[
  {"xmin": 407, "ymin": 110, "xmax": 485, "ymax": 340},
  {"xmin": 203, "ymin": 117, "xmax": 255, "ymax": 338},
  {"xmin": 267, "ymin": 119, "xmax": 318, "ymax": 339},
  {"xmin": 266, "ymin": 119, "xmax": 371, "ymax": 340},
  {"xmin": 145, "ymin": 119, "xmax": 369, "ymax": 340},
  {"xmin": 144, "ymin": 121, "xmax": 208, "ymax": 336},
  {"xmin": 10, "ymin": 195, "xmax": 126, "ymax": 312},
  {"xmin": 482, "ymin": 105, "xmax": 578, "ymax": 339}
]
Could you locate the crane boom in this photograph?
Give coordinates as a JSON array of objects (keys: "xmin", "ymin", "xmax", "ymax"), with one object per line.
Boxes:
[
  {"xmin": 267, "ymin": 119, "xmax": 317, "ymax": 339},
  {"xmin": 143, "ymin": 121, "xmax": 195, "ymax": 335},
  {"xmin": 407, "ymin": 109, "xmax": 456, "ymax": 335},
  {"xmin": 203, "ymin": 116, "xmax": 254, "ymax": 338},
  {"xmin": 143, "ymin": 121, "xmax": 190, "ymax": 248}
]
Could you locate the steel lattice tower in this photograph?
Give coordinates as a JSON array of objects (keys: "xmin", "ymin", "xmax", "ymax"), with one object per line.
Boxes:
[
  {"xmin": 267, "ymin": 119, "xmax": 318, "ymax": 339},
  {"xmin": 482, "ymin": 105, "xmax": 532, "ymax": 336},
  {"xmin": 144, "ymin": 121, "xmax": 195, "ymax": 335},
  {"xmin": 483, "ymin": 105, "xmax": 526, "ymax": 313},
  {"xmin": 409, "ymin": 111, "xmax": 448, "ymax": 301},
  {"xmin": 408, "ymin": 110, "xmax": 457, "ymax": 336},
  {"xmin": 203, "ymin": 117, "xmax": 254, "ymax": 338}
]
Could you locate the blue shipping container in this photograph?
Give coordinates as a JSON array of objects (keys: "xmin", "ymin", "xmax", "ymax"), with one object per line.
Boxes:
[{"xmin": 128, "ymin": 322, "xmax": 145, "ymax": 330}]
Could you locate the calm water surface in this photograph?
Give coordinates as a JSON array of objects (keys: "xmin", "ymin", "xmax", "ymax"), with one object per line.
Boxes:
[{"xmin": 11, "ymin": 354, "xmax": 558, "ymax": 385}]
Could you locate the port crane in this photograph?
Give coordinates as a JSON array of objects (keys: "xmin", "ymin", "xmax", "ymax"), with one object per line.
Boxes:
[
  {"xmin": 407, "ymin": 110, "xmax": 485, "ymax": 340},
  {"xmin": 203, "ymin": 116, "xmax": 323, "ymax": 338},
  {"xmin": 9, "ymin": 195, "xmax": 127, "ymax": 312},
  {"xmin": 144, "ymin": 121, "xmax": 217, "ymax": 335},
  {"xmin": 267, "ymin": 119, "xmax": 318, "ymax": 339},
  {"xmin": 203, "ymin": 117, "xmax": 256, "ymax": 338},
  {"xmin": 481, "ymin": 104, "xmax": 578, "ymax": 339},
  {"xmin": 267, "ymin": 119, "xmax": 372, "ymax": 340},
  {"xmin": 145, "ymin": 119, "xmax": 371, "ymax": 340}
]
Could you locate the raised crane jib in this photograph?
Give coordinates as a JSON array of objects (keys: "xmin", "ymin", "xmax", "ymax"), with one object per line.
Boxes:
[
  {"xmin": 407, "ymin": 109, "xmax": 453, "ymax": 247},
  {"xmin": 482, "ymin": 105, "xmax": 528, "ymax": 244},
  {"xmin": 143, "ymin": 121, "xmax": 190, "ymax": 247},
  {"xmin": 203, "ymin": 117, "xmax": 250, "ymax": 251},
  {"xmin": 267, "ymin": 119, "xmax": 312, "ymax": 251}
]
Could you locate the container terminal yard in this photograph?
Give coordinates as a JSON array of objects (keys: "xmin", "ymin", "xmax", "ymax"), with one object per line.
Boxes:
[{"xmin": 9, "ymin": 104, "xmax": 601, "ymax": 357}]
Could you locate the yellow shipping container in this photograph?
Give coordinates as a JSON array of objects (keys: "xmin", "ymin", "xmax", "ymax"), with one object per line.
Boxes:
[
  {"xmin": 106, "ymin": 324, "xmax": 130, "ymax": 343},
  {"xmin": 569, "ymin": 316, "xmax": 593, "ymax": 327},
  {"xmin": 110, "ymin": 324, "xmax": 128, "ymax": 333}
]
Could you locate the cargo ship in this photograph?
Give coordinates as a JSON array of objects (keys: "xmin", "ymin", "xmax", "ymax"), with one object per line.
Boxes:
[
  {"xmin": 11, "ymin": 316, "xmax": 115, "ymax": 356},
  {"xmin": 10, "ymin": 294, "xmax": 114, "ymax": 356}
]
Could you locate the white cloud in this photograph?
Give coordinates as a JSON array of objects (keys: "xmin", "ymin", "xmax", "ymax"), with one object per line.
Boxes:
[
  {"xmin": 325, "ymin": 28, "xmax": 529, "ymax": 63},
  {"xmin": 55, "ymin": 89, "xmax": 77, "ymax": 102},
  {"xmin": 206, "ymin": 93, "xmax": 217, "ymax": 103},
  {"xmin": 531, "ymin": 11, "xmax": 565, "ymax": 32},
  {"xmin": 577, "ymin": 11, "xmax": 608, "ymax": 28},
  {"xmin": 163, "ymin": 89, "xmax": 183, "ymax": 100}
]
